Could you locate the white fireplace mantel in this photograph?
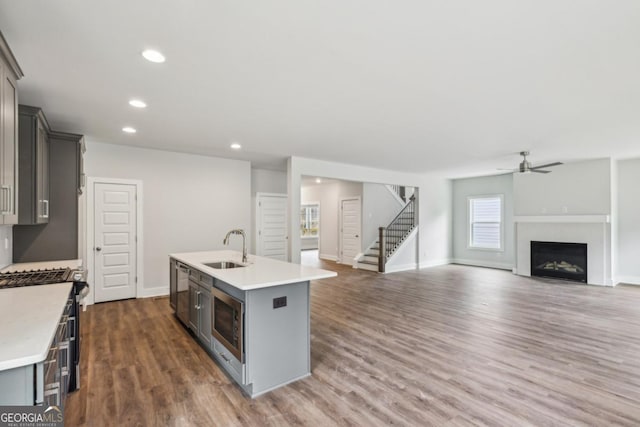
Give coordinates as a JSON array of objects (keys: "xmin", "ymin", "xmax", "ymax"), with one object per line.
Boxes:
[{"xmin": 514, "ymin": 215, "xmax": 610, "ymax": 224}]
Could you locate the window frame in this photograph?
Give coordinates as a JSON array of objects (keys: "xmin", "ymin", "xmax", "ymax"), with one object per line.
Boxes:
[
  {"xmin": 300, "ymin": 203, "xmax": 320, "ymax": 238},
  {"xmin": 467, "ymin": 194, "xmax": 504, "ymax": 252}
]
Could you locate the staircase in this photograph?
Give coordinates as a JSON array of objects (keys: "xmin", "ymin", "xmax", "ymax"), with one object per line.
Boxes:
[{"xmin": 356, "ymin": 195, "xmax": 416, "ymax": 272}]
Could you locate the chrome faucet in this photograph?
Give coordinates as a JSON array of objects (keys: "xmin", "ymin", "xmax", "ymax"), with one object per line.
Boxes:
[{"xmin": 223, "ymin": 229, "xmax": 248, "ymax": 263}]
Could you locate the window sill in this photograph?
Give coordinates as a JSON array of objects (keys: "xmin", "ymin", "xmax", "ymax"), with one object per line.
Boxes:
[{"xmin": 467, "ymin": 246, "xmax": 504, "ymax": 253}]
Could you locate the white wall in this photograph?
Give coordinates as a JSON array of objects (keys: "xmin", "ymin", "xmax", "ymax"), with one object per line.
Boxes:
[
  {"xmin": 301, "ymin": 180, "xmax": 362, "ymax": 261},
  {"xmin": 251, "ymin": 168, "xmax": 287, "ymax": 194},
  {"xmin": 617, "ymin": 158, "xmax": 640, "ymax": 284},
  {"xmin": 452, "ymin": 173, "xmax": 514, "ymax": 270},
  {"xmin": 84, "ymin": 142, "xmax": 251, "ymax": 297},
  {"xmin": 0, "ymin": 226, "xmax": 12, "ymax": 269},
  {"xmin": 362, "ymin": 183, "xmax": 403, "ymax": 248},
  {"xmin": 513, "ymin": 158, "xmax": 612, "ymax": 216},
  {"xmin": 289, "ymin": 157, "xmax": 452, "ymax": 267},
  {"xmin": 417, "ymin": 175, "xmax": 453, "ymax": 268}
]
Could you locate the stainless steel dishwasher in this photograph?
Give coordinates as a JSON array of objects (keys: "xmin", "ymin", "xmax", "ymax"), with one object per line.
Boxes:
[{"xmin": 176, "ymin": 262, "xmax": 190, "ymax": 325}]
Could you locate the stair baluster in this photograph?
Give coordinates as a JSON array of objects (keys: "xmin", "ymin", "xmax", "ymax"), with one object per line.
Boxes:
[{"xmin": 377, "ymin": 195, "xmax": 416, "ymax": 272}]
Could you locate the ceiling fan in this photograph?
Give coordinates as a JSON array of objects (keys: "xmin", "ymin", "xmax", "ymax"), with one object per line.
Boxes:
[{"xmin": 499, "ymin": 151, "xmax": 563, "ymax": 174}]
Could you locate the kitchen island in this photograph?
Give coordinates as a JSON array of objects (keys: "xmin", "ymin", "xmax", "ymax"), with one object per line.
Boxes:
[{"xmin": 169, "ymin": 250, "xmax": 336, "ymax": 397}]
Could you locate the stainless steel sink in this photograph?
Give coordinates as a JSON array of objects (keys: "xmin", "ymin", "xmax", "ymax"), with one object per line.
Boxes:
[{"xmin": 204, "ymin": 261, "xmax": 245, "ymax": 269}]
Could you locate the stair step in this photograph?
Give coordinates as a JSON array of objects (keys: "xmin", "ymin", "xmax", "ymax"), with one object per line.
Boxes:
[
  {"xmin": 356, "ymin": 262, "xmax": 379, "ymax": 272},
  {"xmin": 361, "ymin": 255, "xmax": 378, "ymax": 263},
  {"xmin": 359, "ymin": 260, "xmax": 378, "ymax": 265}
]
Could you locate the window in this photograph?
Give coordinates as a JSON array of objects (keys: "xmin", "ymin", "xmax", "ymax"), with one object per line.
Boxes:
[
  {"xmin": 468, "ymin": 195, "xmax": 503, "ymax": 250},
  {"xmin": 300, "ymin": 204, "xmax": 319, "ymax": 237}
]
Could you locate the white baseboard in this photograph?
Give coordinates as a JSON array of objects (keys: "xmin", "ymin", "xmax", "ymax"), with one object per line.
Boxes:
[
  {"xmin": 419, "ymin": 258, "xmax": 451, "ymax": 269},
  {"xmin": 451, "ymin": 259, "xmax": 513, "ymax": 271},
  {"xmin": 138, "ymin": 286, "xmax": 169, "ymax": 298},
  {"xmin": 615, "ymin": 276, "xmax": 640, "ymax": 286},
  {"xmin": 319, "ymin": 253, "xmax": 338, "ymax": 262},
  {"xmin": 384, "ymin": 263, "xmax": 418, "ymax": 274}
]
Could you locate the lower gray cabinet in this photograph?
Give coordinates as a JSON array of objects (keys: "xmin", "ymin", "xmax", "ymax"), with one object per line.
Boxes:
[
  {"xmin": 169, "ymin": 259, "xmax": 177, "ymax": 310},
  {"xmin": 188, "ymin": 279, "xmax": 199, "ymax": 332},
  {"xmin": 198, "ymin": 289, "xmax": 211, "ymax": 346},
  {"xmin": 188, "ymin": 274, "xmax": 211, "ymax": 347}
]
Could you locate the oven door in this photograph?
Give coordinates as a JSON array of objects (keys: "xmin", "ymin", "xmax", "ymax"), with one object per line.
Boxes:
[{"xmin": 211, "ymin": 287, "xmax": 243, "ymax": 362}]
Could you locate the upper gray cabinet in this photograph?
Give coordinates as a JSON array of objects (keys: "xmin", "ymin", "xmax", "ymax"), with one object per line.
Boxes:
[
  {"xmin": 18, "ymin": 105, "xmax": 51, "ymax": 224},
  {"xmin": 0, "ymin": 32, "xmax": 23, "ymax": 225}
]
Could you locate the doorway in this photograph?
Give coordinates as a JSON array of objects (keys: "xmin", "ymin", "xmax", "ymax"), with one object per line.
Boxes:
[
  {"xmin": 255, "ymin": 192, "xmax": 288, "ymax": 261},
  {"xmin": 339, "ymin": 197, "xmax": 362, "ymax": 265},
  {"xmin": 87, "ymin": 178, "xmax": 143, "ymax": 303}
]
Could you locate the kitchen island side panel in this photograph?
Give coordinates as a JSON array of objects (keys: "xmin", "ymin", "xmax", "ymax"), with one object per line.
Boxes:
[{"xmin": 245, "ymin": 281, "xmax": 310, "ymax": 396}]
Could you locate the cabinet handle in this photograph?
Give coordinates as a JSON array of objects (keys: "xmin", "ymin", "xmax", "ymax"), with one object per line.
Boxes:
[
  {"xmin": 43, "ymin": 200, "xmax": 49, "ymax": 218},
  {"xmin": 219, "ymin": 352, "xmax": 230, "ymax": 363},
  {"xmin": 195, "ymin": 291, "xmax": 201, "ymax": 309},
  {"xmin": 0, "ymin": 186, "xmax": 9, "ymax": 214}
]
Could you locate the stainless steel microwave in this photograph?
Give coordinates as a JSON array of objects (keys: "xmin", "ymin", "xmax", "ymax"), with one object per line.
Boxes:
[{"xmin": 211, "ymin": 287, "xmax": 244, "ymax": 362}]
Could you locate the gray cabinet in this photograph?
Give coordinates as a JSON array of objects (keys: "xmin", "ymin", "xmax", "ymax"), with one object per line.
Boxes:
[
  {"xmin": 169, "ymin": 258, "xmax": 177, "ymax": 309},
  {"xmin": 17, "ymin": 105, "xmax": 50, "ymax": 224},
  {"xmin": 187, "ymin": 270, "xmax": 212, "ymax": 347},
  {"xmin": 0, "ymin": 32, "xmax": 22, "ymax": 225},
  {"xmin": 198, "ymin": 287, "xmax": 211, "ymax": 345},
  {"xmin": 13, "ymin": 131, "xmax": 84, "ymax": 262},
  {"xmin": 188, "ymin": 278, "xmax": 199, "ymax": 331}
]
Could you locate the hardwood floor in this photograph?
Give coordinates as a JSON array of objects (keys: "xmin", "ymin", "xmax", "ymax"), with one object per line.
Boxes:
[{"xmin": 66, "ymin": 263, "xmax": 640, "ymax": 426}]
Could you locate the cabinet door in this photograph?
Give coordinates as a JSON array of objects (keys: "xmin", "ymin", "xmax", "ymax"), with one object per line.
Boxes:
[
  {"xmin": 188, "ymin": 280, "xmax": 200, "ymax": 332},
  {"xmin": 36, "ymin": 124, "xmax": 49, "ymax": 223},
  {"xmin": 1, "ymin": 62, "xmax": 19, "ymax": 224},
  {"xmin": 198, "ymin": 286, "xmax": 211, "ymax": 346},
  {"xmin": 169, "ymin": 259, "xmax": 177, "ymax": 310}
]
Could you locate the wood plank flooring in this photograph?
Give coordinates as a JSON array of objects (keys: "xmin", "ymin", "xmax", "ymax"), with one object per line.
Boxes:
[{"xmin": 65, "ymin": 262, "xmax": 640, "ymax": 426}]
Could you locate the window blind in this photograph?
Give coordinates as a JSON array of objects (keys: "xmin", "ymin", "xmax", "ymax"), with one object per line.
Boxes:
[{"xmin": 469, "ymin": 196, "xmax": 502, "ymax": 249}]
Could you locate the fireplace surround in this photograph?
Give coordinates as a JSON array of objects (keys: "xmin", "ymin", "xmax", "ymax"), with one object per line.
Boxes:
[{"xmin": 530, "ymin": 241, "xmax": 587, "ymax": 283}]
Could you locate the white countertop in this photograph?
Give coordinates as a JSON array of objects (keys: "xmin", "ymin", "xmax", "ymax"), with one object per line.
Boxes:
[
  {"xmin": 0, "ymin": 282, "xmax": 73, "ymax": 371},
  {"xmin": 170, "ymin": 250, "xmax": 337, "ymax": 291},
  {"xmin": 1, "ymin": 259, "xmax": 82, "ymax": 273}
]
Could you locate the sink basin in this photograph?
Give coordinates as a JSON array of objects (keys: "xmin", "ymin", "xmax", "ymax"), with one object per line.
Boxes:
[{"xmin": 204, "ymin": 261, "xmax": 245, "ymax": 269}]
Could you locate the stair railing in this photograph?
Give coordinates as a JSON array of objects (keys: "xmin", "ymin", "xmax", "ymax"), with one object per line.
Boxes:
[{"xmin": 378, "ymin": 195, "xmax": 416, "ymax": 272}]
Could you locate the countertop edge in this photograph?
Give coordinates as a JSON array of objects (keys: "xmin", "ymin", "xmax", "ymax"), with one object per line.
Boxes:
[{"xmin": 170, "ymin": 251, "xmax": 337, "ymax": 291}]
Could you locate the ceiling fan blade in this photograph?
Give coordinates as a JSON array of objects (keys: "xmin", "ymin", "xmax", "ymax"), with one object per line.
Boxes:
[
  {"xmin": 531, "ymin": 162, "xmax": 563, "ymax": 170},
  {"xmin": 531, "ymin": 169, "xmax": 551, "ymax": 174}
]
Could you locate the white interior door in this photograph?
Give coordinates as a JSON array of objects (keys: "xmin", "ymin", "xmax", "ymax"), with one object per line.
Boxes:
[
  {"xmin": 94, "ymin": 182, "xmax": 137, "ymax": 303},
  {"xmin": 256, "ymin": 193, "xmax": 288, "ymax": 261},
  {"xmin": 340, "ymin": 198, "xmax": 361, "ymax": 265}
]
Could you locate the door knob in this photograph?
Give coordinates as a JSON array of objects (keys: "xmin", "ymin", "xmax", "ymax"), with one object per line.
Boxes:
[
  {"xmin": 95, "ymin": 247, "xmax": 102, "ymax": 252},
  {"xmin": 355, "ymin": 235, "xmax": 359, "ymax": 238}
]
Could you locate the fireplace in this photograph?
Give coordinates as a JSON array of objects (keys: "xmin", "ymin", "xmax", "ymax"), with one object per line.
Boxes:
[{"xmin": 530, "ymin": 241, "xmax": 587, "ymax": 283}]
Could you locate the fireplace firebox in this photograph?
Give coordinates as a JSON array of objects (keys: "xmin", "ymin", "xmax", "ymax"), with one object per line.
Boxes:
[{"xmin": 530, "ymin": 241, "xmax": 587, "ymax": 283}]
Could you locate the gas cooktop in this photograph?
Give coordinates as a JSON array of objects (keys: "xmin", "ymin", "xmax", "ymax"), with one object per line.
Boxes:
[{"xmin": 0, "ymin": 268, "xmax": 78, "ymax": 288}]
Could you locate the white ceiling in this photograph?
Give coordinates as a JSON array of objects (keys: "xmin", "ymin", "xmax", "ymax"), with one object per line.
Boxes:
[{"xmin": 1, "ymin": 1, "xmax": 639, "ymax": 177}]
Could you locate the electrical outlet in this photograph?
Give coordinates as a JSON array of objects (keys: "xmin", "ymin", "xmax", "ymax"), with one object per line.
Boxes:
[
  {"xmin": 273, "ymin": 296, "xmax": 287, "ymax": 309},
  {"xmin": 3, "ymin": 238, "xmax": 7, "ymax": 250}
]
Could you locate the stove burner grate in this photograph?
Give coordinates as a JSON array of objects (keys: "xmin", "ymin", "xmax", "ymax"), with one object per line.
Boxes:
[{"xmin": 0, "ymin": 268, "xmax": 73, "ymax": 288}]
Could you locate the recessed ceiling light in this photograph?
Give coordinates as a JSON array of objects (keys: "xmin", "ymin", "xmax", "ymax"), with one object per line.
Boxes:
[
  {"xmin": 129, "ymin": 99, "xmax": 147, "ymax": 108},
  {"xmin": 122, "ymin": 127, "xmax": 137, "ymax": 134},
  {"xmin": 315, "ymin": 178, "xmax": 322, "ymax": 184},
  {"xmin": 230, "ymin": 143, "xmax": 242, "ymax": 150},
  {"xmin": 142, "ymin": 49, "xmax": 166, "ymax": 63}
]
